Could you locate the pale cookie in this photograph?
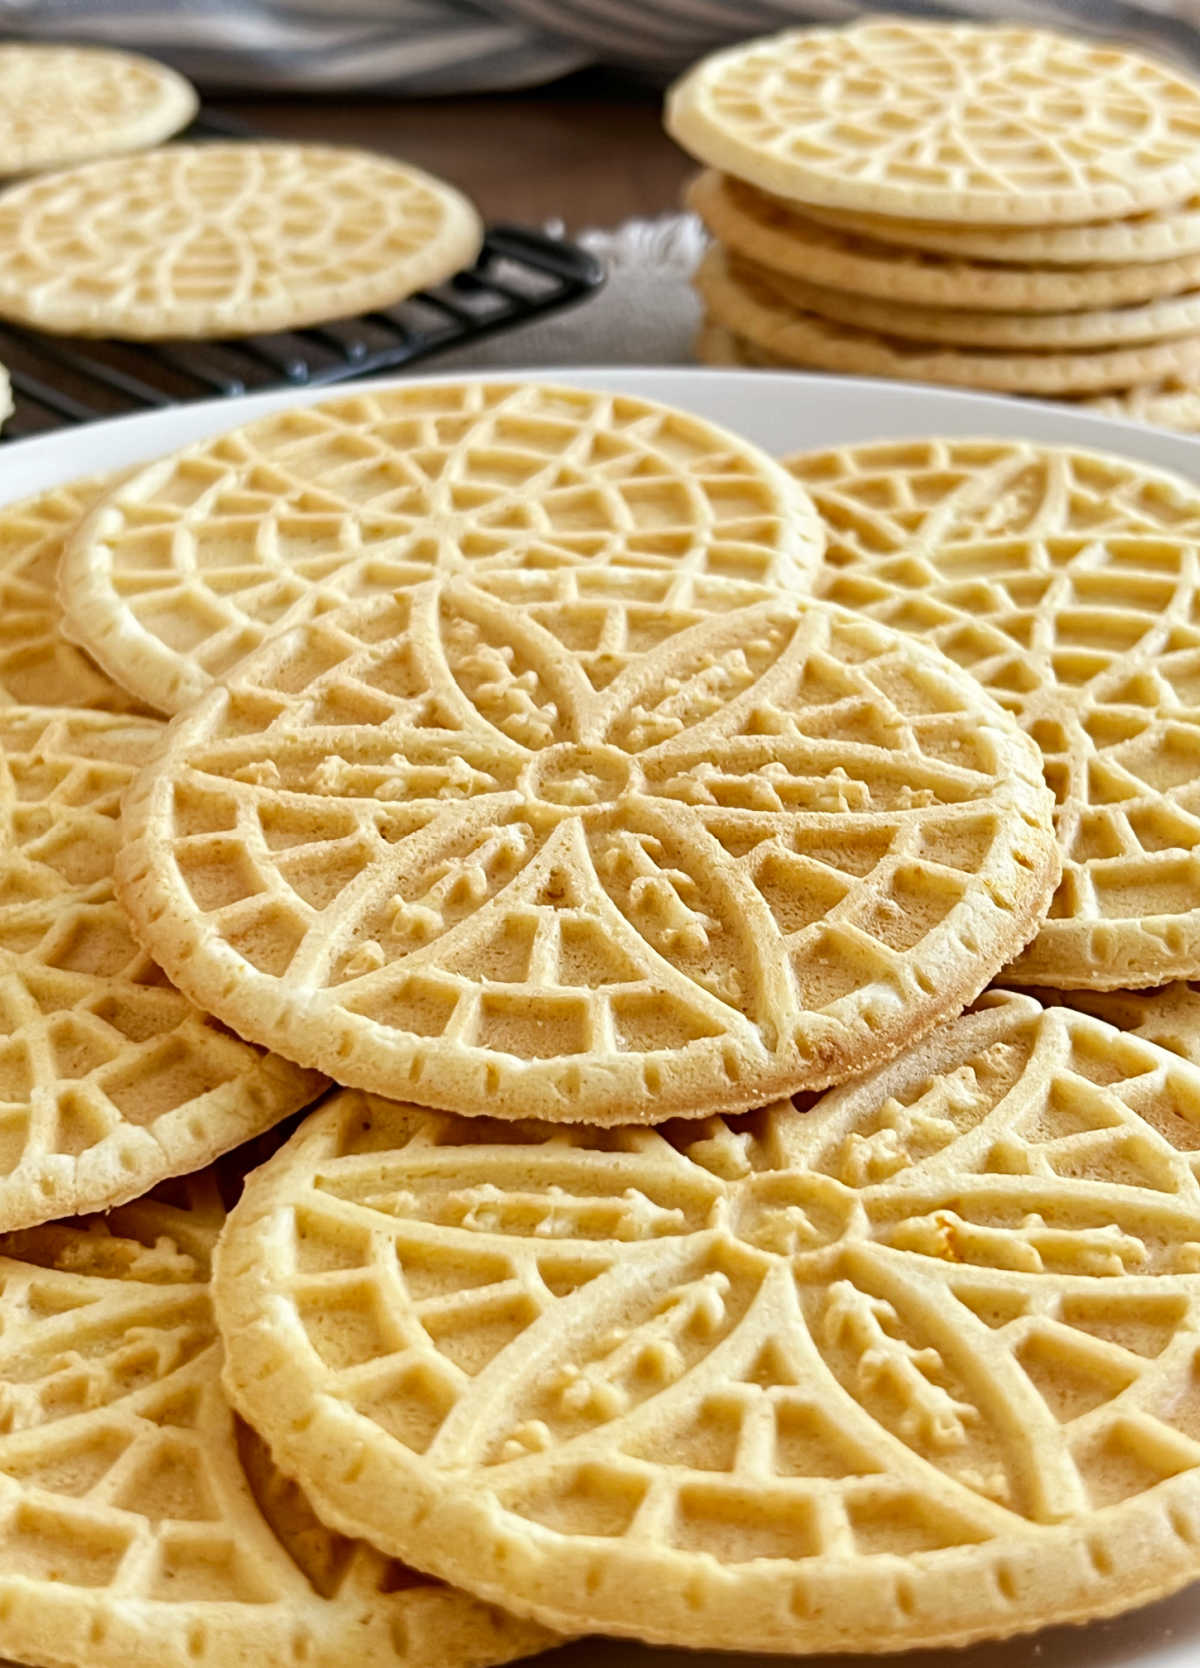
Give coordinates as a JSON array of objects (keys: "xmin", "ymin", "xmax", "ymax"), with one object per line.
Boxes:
[
  {"xmin": 790, "ymin": 440, "xmax": 1200, "ymax": 986},
  {"xmin": 0, "ymin": 142, "xmax": 483, "ymax": 339},
  {"xmin": 0, "ymin": 1160, "xmax": 549, "ymax": 1668},
  {"xmin": 1085, "ymin": 381, "xmax": 1200, "ymax": 432},
  {"xmin": 0, "ymin": 706, "xmax": 323, "ymax": 1230},
  {"xmin": 748, "ymin": 258, "xmax": 1200, "ymax": 350},
  {"xmin": 694, "ymin": 319, "xmax": 763, "ymax": 367},
  {"xmin": 803, "ymin": 195, "xmax": 1200, "ymax": 268},
  {"xmin": 1032, "ymin": 983, "xmax": 1200, "ymax": 1067},
  {"xmin": 59, "ymin": 379, "xmax": 824, "ymax": 716},
  {"xmin": 697, "ymin": 246, "xmax": 1200, "ymax": 395},
  {"xmin": 665, "ymin": 19, "xmax": 1200, "ymax": 225},
  {"xmin": 0, "ymin": 44, "xmax": 196, "ymax": 174},
  {"xmin": 689, "ymin": 173, "xmax": 1200, "ymax": 313},
  {"xmin": 116, "ymin": 573, "xmax": 1057, "ymax": 1124},
  {"xmin": 214, "ymin": 991, "xmax": 1200, "ymax": 1652},
  {"xmin": 695, "ymin": 319, "xmax": 816, "ymax": 373},
  {"xmin": 787, "ymin": 436, "xmax": 1200, "ymax": 556},
  {"xmin": 0, "ymin": 472, "xmax": 150, "ymax": 712}
]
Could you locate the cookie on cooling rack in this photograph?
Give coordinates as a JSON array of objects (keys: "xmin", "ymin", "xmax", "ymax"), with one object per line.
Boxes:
[
  {"xmin": 0, "ymin": 43, "xmax": 196, "ymax": 175},
  {"xmin": 0, "ymin": 141, "xmax": 482, "ymax": 339}
]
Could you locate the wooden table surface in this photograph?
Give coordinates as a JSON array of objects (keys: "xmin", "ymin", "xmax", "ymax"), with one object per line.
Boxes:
[{"xmin": 223, "ymin": 70, "xmax": 693, "ymax": 232}]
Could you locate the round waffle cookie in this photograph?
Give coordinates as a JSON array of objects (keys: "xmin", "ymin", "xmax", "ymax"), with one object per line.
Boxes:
[
  {"xmin": 696, "ymin": 247, "xmax": 1200, "ymax": 395},
  {"xmin": 0, "ymin": 1162, "xmax": 548, "ymax": 1668},
  {"xmin": 0, "ymin": 706, "xmax": 323, "ymax": 1230},
  {"xmin": 0, "ymin": 472, "xmax": 149, "ymax": 712},
  {"xmin": 787, "ymin": 436, "xmax": 1200, "ymax": 553},
  {"xmin": 116, "ymin": 572, "xmax": 1057, "ymax": 1124},
  {"xmin": 214, "ymin": 991, "xmax": 1200, "ymax": 1653},
  {"xmin": 790, "ymin": 438, "xmax": 1200, "ymax": 987},
  {"xmin": 1032, "ymin": 983, "xmax": 1200, "ymax": 1069},
  {"xmin": 802, "ymin": 194, "xmax": 1200, "ymax": 268},
  {"xmin": 1086, "ymin": 381, "xmax": 1200, "ymax": 433},
  {"xmin": 0, "ymin": 141, "xmax": 483, "ymax": 340},
  {"xmin": 747, "ymin": 261, "xmax": 1200, "ymax": 351},
  {"xmin": 665, "ymin": 19, "xmax": 1200, "ymax": 225},
  {"xmin": 59, "ymin": 379, "xmax": 824, "ymax": 716},
  {"xmin": 694, "ymin": 319, "xmax": 767, "ymax": 368},
  {"xmin": 695, "ymin": 319, "xmax": 809, "ymax": 373},
  {"xmin": 0, "ymin": 44, "xmax": 196, "ymax": 175},
  {"xmin": 688, "ymin": 172, "xmax": 1200, "ymax": 313}
]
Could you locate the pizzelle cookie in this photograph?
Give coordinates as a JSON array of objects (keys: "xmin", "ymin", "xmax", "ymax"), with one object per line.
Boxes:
[
  {"xmin": 694, "ymin": 320, "xmax": 805, "ymax": 373},
  {"xmin": 696, "ymin": 248, "xmax": 1200, "ymax": 395},
  {"xmin": 214, "ymin": 991, "xmax": 1200, "ymax": 1652},
  {"xmin": 115, "ymin": 573, "xmax": 1057, "ymax": 1124},
  {"xmin": 0, "ymin": 1163, "xmax": 549, "ymax": 1668},
  {"xmin": 665, "ymin": 19, "xmax": 1200, "ymax": 225},
  {"xmin": 0, "ymin": 142, "xmax": 483, "ymax": 339},
  {"xmin": 787, "ymin": 436, "xmax": 1200, "ymax": 552},
  {"xmin": 802, "ymin": 194, "xmax": 1200, "ymax": 268},
  {"xmin": 1033, "ymin": 983, "xmax": 1200, "ymax": 1068},
  {"xmin": 747, "ymin": 260, "xmax": 1200, "ymax": 351},
  {"xmin": 0, "ymin": 44, "xmax": 196, "ymax": 175},
  {"xmin": 1086, "ymin": 381, "xmax": 1200, "ymax": 433},
  {"xmin": 807, "ymin": 193, "xmax": 1200, "ymax": 265},
  {"xmin": 0, "ymin": 706, "xmax": 323, "ymax": 1230},
  {"xmin": 694, "ymin": 320, "xmax": 764, "ymax": 368},
  {"xmin": 688, "ymin": 172, "xmax": 1200, "ymax": 313},
  {"xmin": 791, "ymin": 439, "xmax": 1200, "ymax": 987},
  {"xmin": 0, "ymin": 472, "xmax": 149, "ymax": 712},
  {"xmin": 59, "ymin": 380, "xmax": 822, "ymax": 716}
]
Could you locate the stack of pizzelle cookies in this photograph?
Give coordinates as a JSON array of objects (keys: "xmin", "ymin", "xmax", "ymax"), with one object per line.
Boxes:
[
  {"xmin": 8, "ymin": 379, "xmax": 1200, "ymax": 1665},
  {"xmin": 672, "ymin": 16, "xmax": 1200, "ymax": 431},
  {"xmin": 0, "ymin": 42, "xmax": 485, "ymax": 435}
]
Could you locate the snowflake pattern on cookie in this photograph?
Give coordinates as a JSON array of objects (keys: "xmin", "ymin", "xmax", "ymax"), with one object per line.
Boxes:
[{"xmin": 117, "ymin": 576, "xmax": 1056, "ymax": 1122}]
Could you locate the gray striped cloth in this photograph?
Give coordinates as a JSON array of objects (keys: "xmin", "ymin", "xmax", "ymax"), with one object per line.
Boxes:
[{"xmin": 0, "ymin": 0, "xmax": 1198, "ymax": 91}]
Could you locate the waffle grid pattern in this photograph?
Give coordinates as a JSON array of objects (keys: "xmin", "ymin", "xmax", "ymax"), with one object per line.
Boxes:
[
  {"xmin": 0, "ymin": 143, "xmax": 483, "ymax": 340},
  {"xmin": 0, "ymin": 1173, "xmax": 546, "ymax": 1668},
  {"xmin": 214, "ymin": 994, "xmax": 1200, "ymax": 1653},
  {"xmin": 60, "ymin": 382, "xmax": 821, "ymax": 716},
  {"xmin": 790, "ymin": 438, "xmax": 1200, "ymax": 987},
  {"xmin": 0, "ymin": 45, "xmax": 196, "ymax": 174},
  {"xmin": 0, "ymin": 707, "xmax": 322, "ymax": 1229},
  {"xmin": 666, "ymin": 21, "xmax": 1200, "ymax": 223},
  {"xmin": 116, "ymin": 576, "xmax": 1056, "ymax": 1123},
  {"xmin": 0, "ymin": 474, "xmax": 146, "ymax": 713}
]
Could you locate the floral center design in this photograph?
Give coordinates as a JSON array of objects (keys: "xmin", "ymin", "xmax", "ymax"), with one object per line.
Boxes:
[
  {"xmin": 733, "ymin": 1169, "xmax": 860, "ymax": 1258},
  {"xmin": 136, "ymin": 576, "xmax": 1055, "ymax": 1123},
  {"xmin": 519, "ymin": 743, "xmax": 635, "ymax": 824}
]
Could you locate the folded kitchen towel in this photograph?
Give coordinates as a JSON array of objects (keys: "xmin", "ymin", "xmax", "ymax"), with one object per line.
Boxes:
[{"xmin": 431, "ymin": 210, "xmax": 707, "ymax": 371}]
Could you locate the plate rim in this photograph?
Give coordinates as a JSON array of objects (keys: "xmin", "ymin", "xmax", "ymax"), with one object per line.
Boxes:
[{"xmin": 2, "ymin": 365, "xmax": 1199, "ymax": 504}]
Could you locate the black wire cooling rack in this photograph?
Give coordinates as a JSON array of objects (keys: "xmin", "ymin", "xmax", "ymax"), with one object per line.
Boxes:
[{"xmin": 0, "ymin": 113, "xmax": 607, "ymax": 441}]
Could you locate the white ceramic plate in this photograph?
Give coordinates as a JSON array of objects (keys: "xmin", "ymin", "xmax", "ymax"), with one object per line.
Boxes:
[
  {"xmin": 11, "ymin": 367, "xmax": 1200, "ymax": 1668},
  {"xmin": 3, "ymin": 365, "xmax": 1200, "ymax": 501}
]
